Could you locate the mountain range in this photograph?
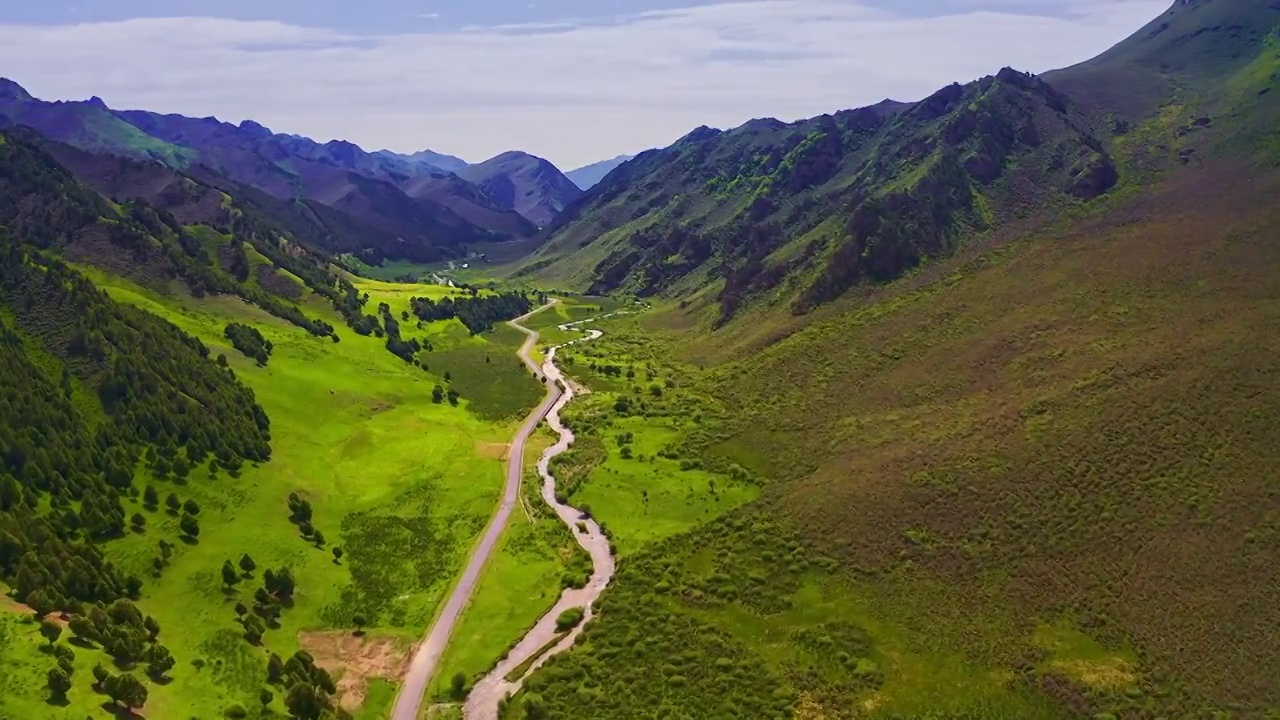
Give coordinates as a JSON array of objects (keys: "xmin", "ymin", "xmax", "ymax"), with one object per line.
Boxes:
[
  {"xmin": 0, "ymin": 81, "xmax": 581, "ymax": 264},
  {"xmin": 565, "ymin": 153, "xmax": 636, "ymax": 190},
  {"xmin": 2, "ymin": 1, "xmax": 1280, "ymax": 717}
]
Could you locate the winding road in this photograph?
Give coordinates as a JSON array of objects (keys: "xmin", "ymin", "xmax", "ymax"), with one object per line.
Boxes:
[{"xmin": 389, "ymin": 302, "xmax": 618, "ymax": 720}]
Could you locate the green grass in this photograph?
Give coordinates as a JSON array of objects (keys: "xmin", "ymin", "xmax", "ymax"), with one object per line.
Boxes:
[
  {"xmin": 428, "ymin": 428, "xmax": 589, "ymax": 699},
  {"xmin": 26, "ymin": 266, "xmax": 528, "ymax": 718},
  {"xmin": 0, "ymin": 611, "xmax": 127, "ymax": 719}
]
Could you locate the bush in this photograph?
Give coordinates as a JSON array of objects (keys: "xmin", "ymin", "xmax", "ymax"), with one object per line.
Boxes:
[{"xmin": 555, "ymin": 607, "xmax": 585, "ymax": 632}]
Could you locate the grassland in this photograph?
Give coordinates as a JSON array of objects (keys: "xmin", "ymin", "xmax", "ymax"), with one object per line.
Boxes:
[
  {"xmin": 504, "ymin": 160, "xmax": 1280, "ymax": 720},
  {"xmin": 426, "ymin": 426, "xmax": 589, "ymax": 702},
  {"xmin": 0, "ymin": 265, "xmax": 542, "ymax": 718}
]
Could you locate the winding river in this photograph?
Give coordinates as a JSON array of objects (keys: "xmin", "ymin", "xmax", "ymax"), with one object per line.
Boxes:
[
  {"xmin": 462, "ymin": 314, "xmax": 619, "ymax": 718},
  {"xmin": 388, "ymin": 303, "xmax": 618, "ymax": 720}
]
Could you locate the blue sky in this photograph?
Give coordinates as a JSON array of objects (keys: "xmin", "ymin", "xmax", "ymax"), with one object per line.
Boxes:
[{"xmin": 0, "ymin": 0, "xmax": 1168, "ymax": 168}]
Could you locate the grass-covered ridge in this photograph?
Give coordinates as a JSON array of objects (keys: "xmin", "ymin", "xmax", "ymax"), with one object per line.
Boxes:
[{"xmin": 0, "ymin": 125, "xmax": 556, "ymax": 719}]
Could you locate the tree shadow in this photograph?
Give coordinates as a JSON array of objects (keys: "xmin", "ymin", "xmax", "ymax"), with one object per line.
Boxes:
[
  {"xmin": 99, "ymin": 701, "xmax": 144, "ymax": 720},
  {"xmin": 44, "ymin": 694, "xmax": 70, "ymax": 707},
  {"xmin": 179, "ymin": 536, "xmax": 198, "ymax": 546},
  {"xmin": 69, "ymin": 637, "xmax": 96, "ymax": 650}
]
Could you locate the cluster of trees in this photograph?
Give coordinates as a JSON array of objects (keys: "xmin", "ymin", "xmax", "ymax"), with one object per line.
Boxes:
[
  {"xmin": 432, "ymin": 384, "xmax": 460, "ymax": 406},
  {"xmin": 0, "ymin": 236, "xmax": 268, "ymax": 624},
  {"xmin": 408, "ymin": 290, "xmax": 535, "ymax": 335},
  {"xmin": 68, "ymin": 598, "xmax": 174, "ymax": 679},
  {"xmin": 225, "ymin": 321, "xmax": 273, "ymax": 365},
  {"xmin": 93, "ymin": 668, "xmax": 149, "ymax": 711},
  {"xmin": 235, "ymin": 565, "xmax": 297, "ymax": 644},
  {"xmin": 378, "ymin": 302, "xmax": 424, "ymax": 364},
  {"xmin": 266, "ymin": 650, "xmax": 338, "ymax": 720}
]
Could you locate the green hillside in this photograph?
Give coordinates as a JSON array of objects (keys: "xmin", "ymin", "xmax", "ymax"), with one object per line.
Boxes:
[
  {"xmin": 517, "ymin": 1, "xmax": 1280, "ymax": 328},
  {"xmin": 497, "ymin": 2, "xmax": 1280, "ymax": 719},
  {"xmin": 0, "ymin": 129, "xmax": 551, "ymax": 719}
]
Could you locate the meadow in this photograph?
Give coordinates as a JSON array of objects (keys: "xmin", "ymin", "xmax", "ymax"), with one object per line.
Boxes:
[
  {"xmin": 507, "ymin": 164, "xmax": 1280, "ymax": 719},
  {"xmin": 0, "ymin": 266, "xmax": 541, "ymax": 719}
]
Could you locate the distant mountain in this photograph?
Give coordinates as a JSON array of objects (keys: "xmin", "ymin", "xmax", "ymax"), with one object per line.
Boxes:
[
  {"xmin": 374, "ymin": 148, "xmax": 470, "ymax": 175},
  {"xmin": 566, "ymin": 154, "xmax": 636, "ymax": 190},
  {"xmin": 0, "ymin": 81, "xmax": 536, "ymax": 263},
  {"xmin": 459, "ymin": 151, "xmax": 583, "ymax": 227}
]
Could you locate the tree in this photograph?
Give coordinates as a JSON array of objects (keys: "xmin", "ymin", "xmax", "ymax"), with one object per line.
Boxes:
[
  {"xmin": 352, "ymin": 614, "xmax": 367, "ymax": 635},
  {"xmin": 239, "ymin": 553, "xmax": 256, "ymax": 576},
  {"xmin": 285, "ymin": 681, "xmax": 324, "ymax": 720},
  {"xmin": 331, "ymin": 547, "xmax": 343, "ymax": 563},
  {"xmin": 221, "ymin": 560, "xmax": 239, "ymax": 589},
  {"xmin": 147, "ymin": 645, "xmax": 175, "ymax": 679},
  {"xmin": 450, "ymin": 671, "xmax": 468, "ymax": 699},
  {"xmin": 104, "ymin": 672, "xmax": 148, "ymax": 710},
  {"xmin": 126, "ymin": 575, "xmax": 144, "ymax": 597},
  {"xmin": 91, "ymin": 663, "xmax": 109, "ymax": 688},
  {"xmin": 144, "ymin": 615, "xmax": 161, "ymax": 640},
  {"xmin": 165, "ymin": 493, "xmax": 181, "ymax": 514},
  {"xmin": 234, "ymin": 602, "xmax": 248, "ymax": 618},
  {"xmin": 130, "ymin": 512, "xmax": 146, "ymax": 530},
  {"xmin": 447, "ymin": 388, "xmax": 461, "ymax": 406},
  {"xmin": 46, "ymin": 667, "xmax": 72, "ymax": 700},
  {"xmin": 267, "ymin": 653, "xmax": 285, "ymax": 684},
  {"xmin": 260, "ymin": 689, "xmax": 274, "ymax": 708},
  {"xmin": 311, "ymin": 529, "xmax": 326, "ymax": 548},
  {"xmin": 179, "ymin": 514, "xmax": 200, "ymax": 539},
  {"xmin": 143, "ymin": 484, "xmax": 159, "ymax": 509},
  {"xmin": 70, "ymin": 616, "xmax": 97, "ymax": 645},
  {"xmin": 431, "ymin": 385, "xmax": 445, "ymax": 404},
  {"xmin": 39, "ymin": 620, "xmax": 62, "ymax": 648},
  {"xmin": 183, "ymin": 499, "xmax": 201, "ymax": 516},
  {"xmin": 243, "ymin": 614, "xmax": 266, "ymax": 645}
]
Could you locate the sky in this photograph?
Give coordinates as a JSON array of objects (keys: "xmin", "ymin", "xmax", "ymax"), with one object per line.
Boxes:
[{"xmin": 0, "ymin": 0, "xmax": 1169, "ymax": 169}]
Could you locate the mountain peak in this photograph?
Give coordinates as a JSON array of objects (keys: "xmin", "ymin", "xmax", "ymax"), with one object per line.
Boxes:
[
  {"xmin": 85, "ymin": 96, "xmax": 108, "ymax": 109},
  {"xmin": 238, "ymin": 119, "xmax": 273, "ymax": 139},
  {"xmin": 0, "ymin": 78, "xmax": 33, "ymax": 101}
]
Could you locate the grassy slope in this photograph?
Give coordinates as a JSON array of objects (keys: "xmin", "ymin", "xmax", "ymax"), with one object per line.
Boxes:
[
  {"xmin": 510, "ymin": 159, "xmax": 1280, "ymax": 719},
  {"xmin": 0, "ymin": 265, "xmax": 541, "ymax": 718},
  {"xmin": 505, "ymin": 8, "xmax": 1280, "ymax": 719}
]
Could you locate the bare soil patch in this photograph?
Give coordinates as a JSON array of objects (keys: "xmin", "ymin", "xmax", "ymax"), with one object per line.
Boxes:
[
  {"xmin": 300, "ymin": 631, "xmax": 412, "ymax": 711},
  {"xmin": 475, "ymin": 441, "xmax": 510, "ymax": 460}
]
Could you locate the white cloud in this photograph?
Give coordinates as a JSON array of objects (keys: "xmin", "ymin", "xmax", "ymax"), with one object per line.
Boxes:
[{"xmin": 0, "ymin": 0, "xmax": 1167, "ymax": 168}]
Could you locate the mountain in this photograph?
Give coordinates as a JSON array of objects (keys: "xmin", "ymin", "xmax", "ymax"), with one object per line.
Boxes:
[
  {"xmin": 521, "ymin": 0, "xmax": 1277, "ymax": 323},
  {"xmin": 0, "ymin": 82, "xmax": 536, "ymax": 263},
  {"xmin": 459, "ymin": 151, "xmax": 583, "ymax": 227},
  {"xmin": 374, "ymin": 147, "xmax": 470, "ymax": 174},
  {"xmin": 566, "ymin": 153, "xmax": 636, "ymax": 190},
  {"xmin": 501, "ymin": 1, "xmax": 1280, "ymax": 719}
]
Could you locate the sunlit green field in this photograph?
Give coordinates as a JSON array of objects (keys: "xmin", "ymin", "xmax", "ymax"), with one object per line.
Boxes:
[{"xmin": 0, "ymin": 266, "xmax": 539, "ymax": 718}]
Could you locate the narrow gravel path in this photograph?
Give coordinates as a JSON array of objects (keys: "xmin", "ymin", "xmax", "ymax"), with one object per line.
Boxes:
[
  {"xmin": 460, "ymin": 314, "xmax": 621, "ymax": 720},
  {"xmin": 388, "ymin": 301, "xmax": 562, "ymax": 720}
]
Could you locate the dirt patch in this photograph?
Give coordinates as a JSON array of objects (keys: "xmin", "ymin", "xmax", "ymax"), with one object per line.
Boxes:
[
  {"xmin": 476, "ymin": 441, "xmax": 510, "ymax": 460},
  {"xmin": 1049, "ymin": 657, "xmax": 1138, "ymax": 690},
  {"xmin": 0, "ymin": 595, "xmax": 69, "ymax": 626},
  {"xmin": 300, "ymin": 631, "xmax": 412, "ymax": 711},
  {"xmin": 793, "ymin": 692, "xmax": 830, "ymax": 720}
]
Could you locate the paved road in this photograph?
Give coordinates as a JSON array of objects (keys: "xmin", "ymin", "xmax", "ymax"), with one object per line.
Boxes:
[{"xmin": 388, "ymin": 301, "xmax": 563, "ymax": 720}]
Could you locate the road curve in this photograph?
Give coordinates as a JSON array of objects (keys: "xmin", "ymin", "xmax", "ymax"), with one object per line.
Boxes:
[
  {"xmin": 389, "ymin": 301, "xmax": 562, "ymax": 720},
  {"xmin": 462, "ymin": 315, "xmax": 621, "ymax": 720}
]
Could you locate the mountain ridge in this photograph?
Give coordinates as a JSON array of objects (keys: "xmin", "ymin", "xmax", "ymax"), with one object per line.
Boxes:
[
  {"xmin": 459, "ymin": 150, "xmax": 583, "ymax": 227},
  {"xmin": 566, "ymin": 153, "xmax": 637, "ymax": 190}
]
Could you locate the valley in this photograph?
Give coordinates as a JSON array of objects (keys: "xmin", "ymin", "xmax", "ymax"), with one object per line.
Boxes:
[{"xmin": 2, "ymin": 1, "xmax": 1280, "ymax": 719}]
